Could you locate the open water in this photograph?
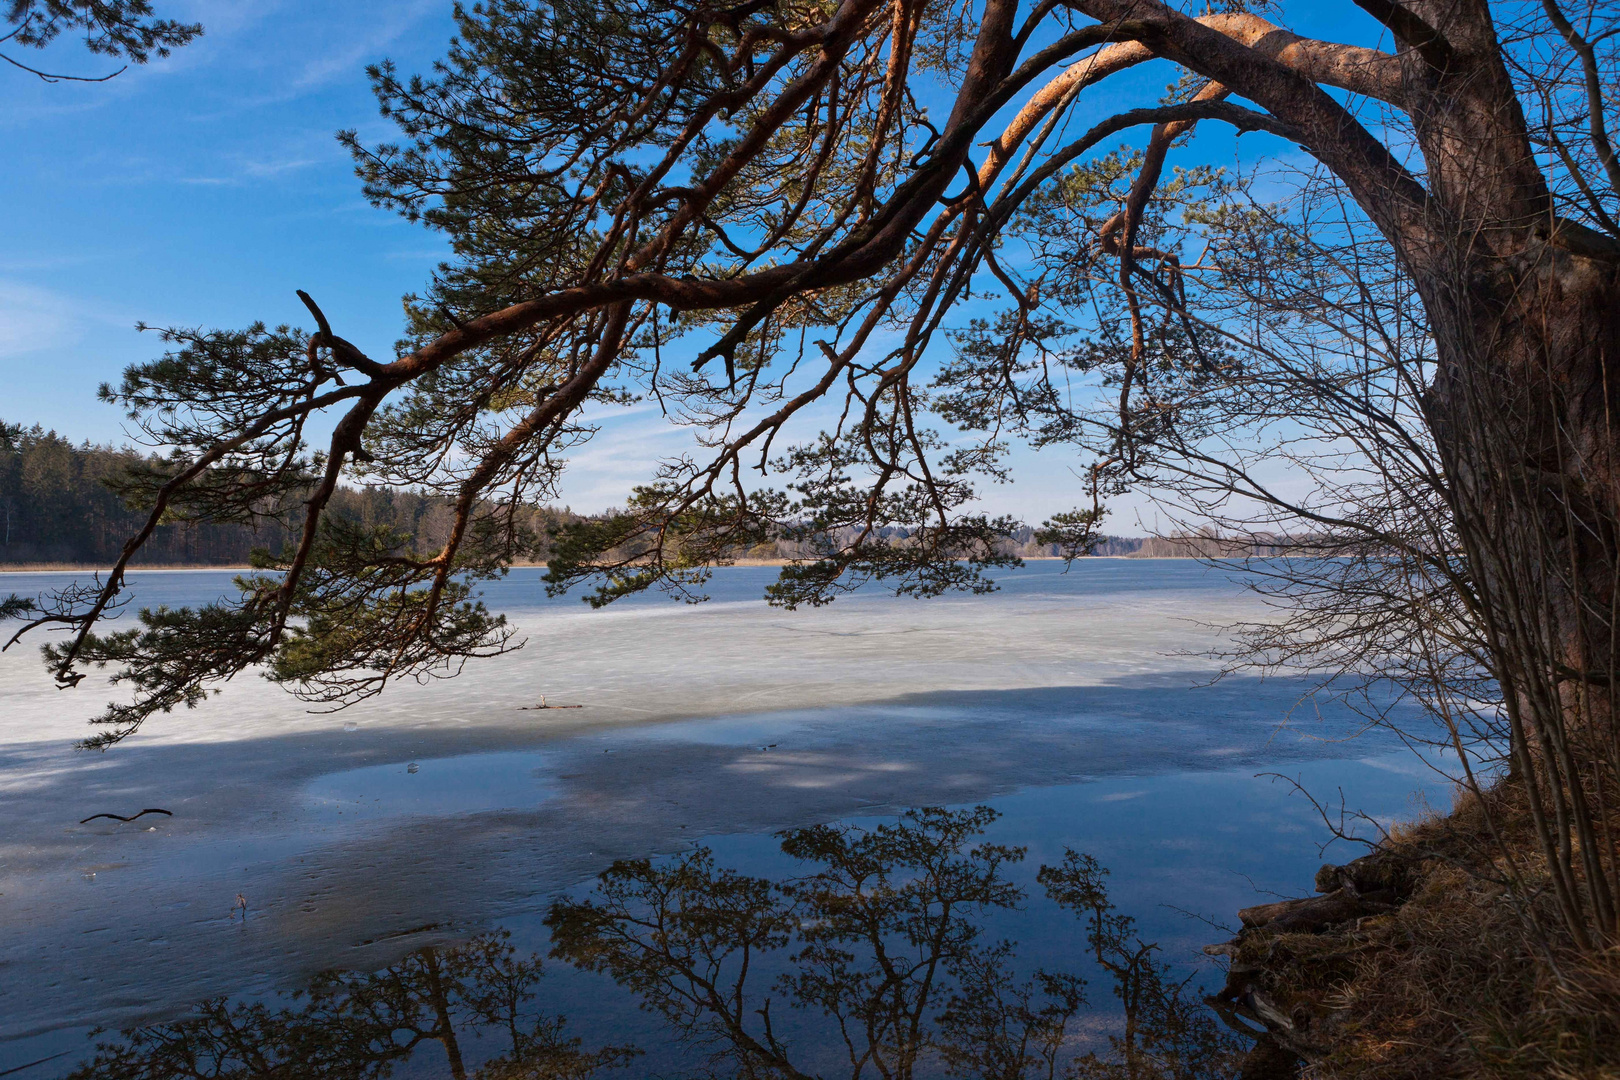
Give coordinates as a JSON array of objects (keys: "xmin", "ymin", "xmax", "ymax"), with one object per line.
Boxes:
[{"xmin": 0, "ymin": 561, "xmax": 1455, "ymax": 1077}]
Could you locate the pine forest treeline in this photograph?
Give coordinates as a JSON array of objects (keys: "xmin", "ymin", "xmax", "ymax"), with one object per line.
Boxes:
[{"xmin": 0, "ymin": 425, "xmax": 576, "ymax": 567}]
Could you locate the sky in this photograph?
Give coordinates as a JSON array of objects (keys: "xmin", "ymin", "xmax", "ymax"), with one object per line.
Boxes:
[{"xmin": 0, "ymin": 1, "xmax": 1385, "ymax": 528}]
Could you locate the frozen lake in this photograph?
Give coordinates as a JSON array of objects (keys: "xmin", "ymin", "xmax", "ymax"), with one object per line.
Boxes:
[{"xmin": 0, "ymin": 561, "xmax": 1452, "ymax": 1076}]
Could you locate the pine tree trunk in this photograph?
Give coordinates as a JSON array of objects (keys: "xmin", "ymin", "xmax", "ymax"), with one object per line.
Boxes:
[{"xmin": 1418, "ymin": 238, "xmax": 1620, "ymax": 947}]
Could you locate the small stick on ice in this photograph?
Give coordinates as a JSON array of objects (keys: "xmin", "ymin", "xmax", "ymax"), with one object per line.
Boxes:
[
  {"xmin": 520, "ymin": 695, "xmax": 583, "ymax": 710},
  {"xmin": 80, "ymin": 808, "xmax": 172, "ymax": 825}
]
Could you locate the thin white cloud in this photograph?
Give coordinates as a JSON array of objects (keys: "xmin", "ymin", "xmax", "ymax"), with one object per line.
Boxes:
[
  {"xmin": 178, "ymin": 154, "xmax": 321, "ymax": 186},
  {"xmin": 286, "ymin": 0, "xmax": 443, "ymax": 92},
  {"xmin": 0, "ymin": 280, "xmax": 80, "ymax": 358},
  {"xmin": 0, "ymin": 249, "xmax": 139, "ymax": 274}
]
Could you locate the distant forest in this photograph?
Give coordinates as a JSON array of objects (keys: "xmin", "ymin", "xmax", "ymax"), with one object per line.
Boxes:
[
  {"xmin": 0, "ymin": 424, "xmax": 580, "ymax": 567},
  {"xmin": 0, "ymin": 424, "xmax": 1273, "ymax": 567}
]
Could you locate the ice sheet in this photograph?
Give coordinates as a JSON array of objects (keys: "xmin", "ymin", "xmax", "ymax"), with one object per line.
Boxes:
[{"xmin": 0, "ymin": 561, "xmax": 1433, "ymax": 1054}]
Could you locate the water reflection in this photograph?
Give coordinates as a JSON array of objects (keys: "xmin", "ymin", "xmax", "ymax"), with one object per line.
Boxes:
[
  {"xmin": 64, "ymin": 934, "xmax": 638, "ymax": 1079},
  {"xmin": 66, "ymin": 808, "xmax": 1251, "ymax": 1079}
]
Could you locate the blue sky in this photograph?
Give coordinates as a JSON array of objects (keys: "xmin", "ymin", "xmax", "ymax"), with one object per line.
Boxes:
[
  {"xmin": 2, "ymin": 1, "xmax": 458, "ymax": 441},
  {"xmin": 1, "ymin": 1, "xmax": 1383, "ymax": 524}
]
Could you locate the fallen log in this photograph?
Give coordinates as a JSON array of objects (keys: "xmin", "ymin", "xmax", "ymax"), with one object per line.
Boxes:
[{"xmin": 1237, "ymin": 887, "xmax": 1394, "ymax": 934}]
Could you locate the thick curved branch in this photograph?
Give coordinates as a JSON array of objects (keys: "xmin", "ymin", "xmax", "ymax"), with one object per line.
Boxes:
[
  {"xmin": 1071, "ymin": 0, "xmax": 1435, "ymax": 260},
  {"xmin": 980, "ymin": 12, "xmax": 1404, "ymax": 190},
  {"xmin": 1096, "ymin": 81, "xmax": 1230, "ymax": 262},
  {"xmin": 296, "ymin": 290, "xmax": 387, "ymax": 379},
  {"xmin": 1352, "ymin": 0, "xmax": 1453, "ymax": 70}
]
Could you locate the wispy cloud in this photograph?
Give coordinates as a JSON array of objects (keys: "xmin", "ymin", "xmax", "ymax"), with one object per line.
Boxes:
[
  {"xmin": 285, "ymin": 0, "xmax": 443, "ymax": 92},
  {"xmin": 0, "ymin": 281, "xmax": 80, "ymax": 358},
  {"xmin": 0, "ymin": 249, "xmax": 138, "ymax": 274},
  {"xmin": 382, "ymin": 247, "xmax": 452, "ymax": 261},
  {"xmin": 178, "ymin": 154, "xmax": 322, "ymax": 186},
  {"xmin": 176, "ymin": 0, "xmax": 450, "ymax": 113}
]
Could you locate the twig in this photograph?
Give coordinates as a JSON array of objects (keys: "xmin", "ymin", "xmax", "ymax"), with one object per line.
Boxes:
[{"xmin": 80, "ymin": 807, "xmax": 172, "ymax": 824}]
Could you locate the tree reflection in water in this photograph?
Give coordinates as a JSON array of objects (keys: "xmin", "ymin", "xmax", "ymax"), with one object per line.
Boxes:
[
  {"xmin": 64, "ymin": 932, "xmax": 639, "ymax": 1080},
  {"xmin": 67, "ymin": 808, "xmax": 1247, "ymax": 1079}
]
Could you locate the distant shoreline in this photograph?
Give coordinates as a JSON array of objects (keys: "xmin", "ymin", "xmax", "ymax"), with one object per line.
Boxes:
[
  {"xmin": 0, "ymin": 564, "xmax": 266, "ymax": 573},
  {"xmin": 0, "ymin": 554, "xmax": 1180, "ymax": 574}
]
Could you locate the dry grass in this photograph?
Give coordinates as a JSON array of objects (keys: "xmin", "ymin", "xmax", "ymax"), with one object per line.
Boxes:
[{"xmin": 1247, "ymin": 785, "xmax": 1620, "ymax": 1079}]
